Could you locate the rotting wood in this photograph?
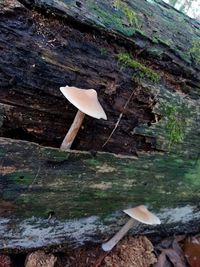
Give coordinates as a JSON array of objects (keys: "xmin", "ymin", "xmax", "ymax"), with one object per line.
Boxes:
[
  {"xmin": 0, "ymin": 0, "xmax": 200, "ymax": 155},
  {"xmin": 0, "ymin": 137, "xmax": 200, "ymax": 251},
  {"xmin": 18, "ymin": 0, "xmax": 200, "ymax": 83},
  {"xmin": 0, "ymin": 0, "xmax": 200, "ymax": 252}
]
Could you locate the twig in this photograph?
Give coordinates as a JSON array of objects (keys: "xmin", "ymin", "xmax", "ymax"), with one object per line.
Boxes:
[
  {"xmin": 28, "ymin": 165, "xmax": 41, "ymax": 190},
  {"xmin": 102, "ymin": 89, "xmax": 135, "ymax": 148},
  {"xmin": 93, "ymin": 251, "xmax": 109, "ymax": 267}
]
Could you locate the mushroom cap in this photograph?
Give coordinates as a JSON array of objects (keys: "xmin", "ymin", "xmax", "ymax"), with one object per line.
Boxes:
[
  {"xmin": 123, "ymin": 205, "xmax": 161, "ymax": 225},
  {"xmin": 60, "ymin": 86, "xmax": 107, "ymax": 120}
]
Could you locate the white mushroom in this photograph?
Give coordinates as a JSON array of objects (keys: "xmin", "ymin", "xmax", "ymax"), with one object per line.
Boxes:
[
  {"xmin": 101, "ymin": 205, "xmax": 160, "ymax": 252},
  {"xmin": 60, "ymin": 86, "xmax": 107, "ymax": 150}
]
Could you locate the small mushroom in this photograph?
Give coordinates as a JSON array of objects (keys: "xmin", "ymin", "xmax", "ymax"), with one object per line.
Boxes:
[
  {"xmin": 101, "ymin": 205, "xmax": 160, "ymax": 252},
  {"xmin": 60, "ymin": 86, "xmax": 107, "ymax": 150}
]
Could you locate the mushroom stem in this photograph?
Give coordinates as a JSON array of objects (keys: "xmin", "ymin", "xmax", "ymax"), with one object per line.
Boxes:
[
  {"xmin": 101, "ymin": 218, "xmax": 138, "ymax": 252},
  {"xmin": 60, "ymin": 110, "xmax": 85, "ymax": 150}
]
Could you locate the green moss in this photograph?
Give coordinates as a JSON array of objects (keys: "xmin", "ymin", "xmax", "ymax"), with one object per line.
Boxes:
[
  {"xmin": 2, "ymin": 147, "xmax": 200, "ymax": 219},
  {"xmin": 152, "ymin": 36, "xmax": 170, "ymax": 46},
  {"xmin": 100, "ymin": 47, "xmax": 108, "ymax": 56},
  {"xmin": 114, "ymin": 0, "xmax": 138, "ymax": 26},
  {"xmin": 163, "ymin": 105, "xmax": 185, "ymax": 148},
  {"xmin": 117, "ymin": 52, "xmax": 160, "ymax": 83},
  {"xmin": 185, "ymin": 160, "xmax": 200, "ymax": 187},
  {"xmin": 135, "ymin": 29, "xmax": 147, "ymax": 37},
  {"xmin": 7, "ymin": 171, "xmax": 34, "ymax": 186},
  {"xmin": 83, "ymin": 158, "xmax": 100, "ymax": 168},
  {"xmin": 190, "ymin": 40, "xmax": 200, "ymax": 64},
  {"xmin": 152, "ymin": 37, "xmax": 159, "ymax": 44},
  {"xmin": 88, "ymin": 2, "xmax": 136, "ymax": 36},
  {"xmin": 42, "ymin": 148, "xmax": 69, "ymax": 161},
  {"xmin": 94, "ymin": 191, "xmax": 108, "ymax": 198},
  {"xmin": 2, "ymin": 171, "xmax": 34, "ymax": 200}
]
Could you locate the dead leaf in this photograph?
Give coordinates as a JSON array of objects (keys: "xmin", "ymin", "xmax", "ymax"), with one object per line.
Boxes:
[
  {"xmin": 154, "ymin": 252, "xmax": 173, "ymax": 267},
  {"xmin": 155, "ymin": 235, "xmax": 187, "ymax": 267},
  {"xmin": 184, "ymin": 236, "xmax": 200, "ymax": 267},
  {"xmin": 0, "ymin": 255, "xmax": 12, "ymax": 267},
  {"xmin": 172, "ymin": 238, "xmax": 187, "ymax": 263},
  {"xmin": 164, "ymin": 248, "xmax": 187, "ymax": 267}
]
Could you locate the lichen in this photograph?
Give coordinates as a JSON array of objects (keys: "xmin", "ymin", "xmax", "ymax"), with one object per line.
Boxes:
[{"xmin": 117, "ymin": 52, "xmax": 160, "ymax": 82}]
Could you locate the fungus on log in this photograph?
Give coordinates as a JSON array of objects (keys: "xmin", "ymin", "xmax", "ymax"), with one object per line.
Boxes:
[
  {"xmin": 60, "ymin": 86, "xmax": 107, "ymax": 150},
  {"xmin": 0, "ymin": 0, "xmax": 200, "ymax": 251}
]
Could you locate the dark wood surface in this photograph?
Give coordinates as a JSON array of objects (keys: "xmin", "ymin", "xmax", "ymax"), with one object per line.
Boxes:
[{"xmin": 0, "ymin": 0, "xmax": 200, "ymax": 154}]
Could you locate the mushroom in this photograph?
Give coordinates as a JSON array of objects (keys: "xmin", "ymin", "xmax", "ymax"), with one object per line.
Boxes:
[
  {"xmin": 101, "ymin": 205, "xmax": 160, "ymax": 252},
  {"xmin": 60, "ymin": 86, "xmax": 107, "ymax": 150}
]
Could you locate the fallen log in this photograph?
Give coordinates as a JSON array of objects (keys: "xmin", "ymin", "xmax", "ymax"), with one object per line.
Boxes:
[
  {"xmin": 1, "ymin": 137, "xmax": 200, "ymax": 251},
  {"xmin": 0, "ymin": 0, "xmax": 200, "ymax": 154},
  {"xmin": 0, "ymin": 0, "xmax": 200, "ymax": 252}
]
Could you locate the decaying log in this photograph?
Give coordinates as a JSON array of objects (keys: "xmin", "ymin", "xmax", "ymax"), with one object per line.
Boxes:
[
  {"xmin": 0, "ymin": 137, "xmax": 200, "ymax": 251},
  {"xmin": 0, "ymin": 0, "xmax": 200, "ymax": 251},
  {"xmin": 0, "ymin": 0, "xmax": 200, "ymax": 154}
]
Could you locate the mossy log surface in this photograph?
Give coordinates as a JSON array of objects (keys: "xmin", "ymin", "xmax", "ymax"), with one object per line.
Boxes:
[
  {"xmin": 19, "ymin": 0, "xmax": 200, "ymax": 78},
  {"xmin": 0, "ymin": 0, "xmax": 200, "ymax": 251},
  {"xmin": 1, "ymin": 136, "xmax": 200, "ymax": 251}
]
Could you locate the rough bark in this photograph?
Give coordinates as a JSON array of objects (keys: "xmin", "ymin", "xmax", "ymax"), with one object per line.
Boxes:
[
  {"xmin": 0, "ymin": 0, "xmax": 200, "ymax": 154},
  {"xmin": 0, "ymin": 0, "xmax": 200, "ymax": 251},
  {"xmin": 1, "ymin": 137, "xmax": 200, "ymax": 252}
]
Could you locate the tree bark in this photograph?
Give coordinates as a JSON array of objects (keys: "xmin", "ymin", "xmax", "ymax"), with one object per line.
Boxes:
[
  {"xmin": 1, "ymin": 137, "xmax": 200, "ymax": 252},
  {"xmin": 0, "ymin": 0, "xmax": 200, "ymax": 251},
  {"xmin": 0, "ymin": 0, "xmax": 200, "ymax": 154}
]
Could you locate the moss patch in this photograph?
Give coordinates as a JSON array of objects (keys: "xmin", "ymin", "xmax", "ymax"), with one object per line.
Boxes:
[
  {"xmin": 6, "ymin": 171, "xmax": 34, "ymax": 186},
  {"xmin": 190, "ymin": 40, "xmax": 200, "ymax": 65},
  {"xmin": 1, "ymin": 137, "xmax": 200, "ymax": 219},
  {"xmin": 152, "ymin": 36, "xmax": 170, "ymax": 47},
  {"xmin": 117, "ymin": 52, "xmax": 160, "ymax": 82},
  {"xmin": 88, "ymin": 2, "xmax": 136, "ymax": 36},
  {"xmin": 162, "ymin": 104, "xmax": 186, "ymax": 149},
  {"xmin": 114, "ymin": 0, "xmax": 138, "ymax": 26},
  {"xmin": 42, "ymin": 147, "xmax": 69, "ymax": 162},
  {"xmin": 100, "ymin": 47, "xmax": 108, "ymax": 56}
]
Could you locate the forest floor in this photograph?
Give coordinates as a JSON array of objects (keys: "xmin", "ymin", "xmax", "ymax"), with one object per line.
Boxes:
[{"xmin": 0, "ymin": 233, "xmax": 200, "ymax": 267}]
